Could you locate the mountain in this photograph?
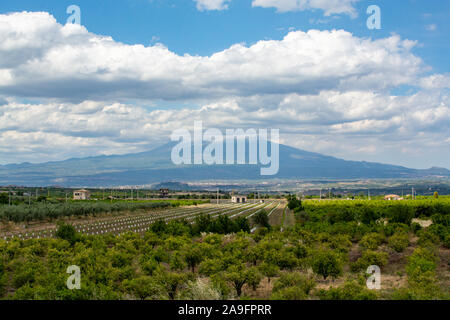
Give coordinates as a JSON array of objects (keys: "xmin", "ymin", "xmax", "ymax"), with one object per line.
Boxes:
[{"xmin": 0, "ymin": 141, "xmax": 448, "ymax": 187}]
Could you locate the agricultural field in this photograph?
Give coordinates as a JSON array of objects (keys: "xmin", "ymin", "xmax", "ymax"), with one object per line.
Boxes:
[
  {"xmin": 0, "ymin": 197, "xmax": 448, "ymax": 300},
  {"xmin": 0, "ymin": 200, "xmax": 278, "ymax": 240}
]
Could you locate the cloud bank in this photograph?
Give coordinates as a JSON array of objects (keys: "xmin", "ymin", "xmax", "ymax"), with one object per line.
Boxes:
[{"xmin": 0, "ymin": 11, "xmax": 448, "ymax": 168}]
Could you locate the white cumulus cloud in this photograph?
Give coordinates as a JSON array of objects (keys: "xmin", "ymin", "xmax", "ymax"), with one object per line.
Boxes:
[{"xmin": 0, "ymin": 12, "xmax": 423, "ymax": 102}]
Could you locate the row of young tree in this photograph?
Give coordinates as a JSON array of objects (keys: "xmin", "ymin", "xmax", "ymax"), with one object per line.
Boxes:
[{"xmin": 0, "ymin": 200, "xmax": 205, "ymax": 223}]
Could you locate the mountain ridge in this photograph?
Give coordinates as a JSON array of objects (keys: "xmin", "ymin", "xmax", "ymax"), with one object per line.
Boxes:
[{"xmin": 0, "ymin": 141, "xmax": 448, "ymax": 187}]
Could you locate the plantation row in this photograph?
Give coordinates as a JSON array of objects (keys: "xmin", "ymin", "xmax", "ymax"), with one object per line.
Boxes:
[
  {"xmin": 1, "ymin": 202, "xmax": 277, "ymax": 241},
  {"xmin": 0, "ymin": 205, "xmax": 447, "ymax": 300},
  {"xmin": 0, "ymin": 200, "xmax": 209, "ymax": 223},
  {"xmin": 299, "ymin": 199, "xmax": 450, "ymax": 225}
]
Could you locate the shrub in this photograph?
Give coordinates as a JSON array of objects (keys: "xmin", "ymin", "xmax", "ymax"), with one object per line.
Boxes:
[
  {"xmin": 405, "ymin": 247, "xmax": 437, "ymax": 282},
  {"xmin": 351, "ymin": 250, "xmax": 388, "ymax": 272},
  {"xmin": 383, "ymin": 223, "xmax": 410, "ymax": 237},
  {"xmin": 55, "ymin": 223, "xmax": 77, "ymax": 244},
  {"xmin": 427, "ymin": 223, "xmax": 448, "ymax": 242},
  {"xmin": 181, "ymin": 278, "xmax": 221, "ymax": 300},
  {"xmin": 399, "ymin": 247, "xmax": 442, "ymax": 299},
  {"xmin": 123, "ymin": 276, "xmax": 162, "ymax": 300},
  {"xmin": 431, "ymin": 213, "xmax": 449, "ymax": 227},
  {"xmin": 388, "ymin": 233, "xmax": 410, "ymax": 253},
  {"xmin": 359, "ymin": 233, "xmax": 384, "ymax": 250},
  {"xmin": 317, "ymin": 280, "xmax": 378, "ymax": 300},
  {"xmin": 417, "ymin": 230, "xmax": 441, "ymax": 247},
  {"xmin": 272, "ymin": 272, "xmax": 316, "ymax": 296}
]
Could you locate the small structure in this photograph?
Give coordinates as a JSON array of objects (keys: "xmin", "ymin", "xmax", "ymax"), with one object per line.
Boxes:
[
  {"xmin": 231, "ymin": 195, "xmax": 247, "ymax": 203},
  {"xmin": 73, "ymin": 189, "xmax": 91, "ymax": 200},
  {"xmin": 160, "ymin": 188, "xmax": 169, "ymax": 198},
  {"xmin": 384, "ymin": 194, "xmax": 403, "ymax": 201}
]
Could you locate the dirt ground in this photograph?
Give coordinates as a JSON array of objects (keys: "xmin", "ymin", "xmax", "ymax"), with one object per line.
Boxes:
[{"xmin": 268, "ymin": 202, "xmax": 286, "ymax": 226}]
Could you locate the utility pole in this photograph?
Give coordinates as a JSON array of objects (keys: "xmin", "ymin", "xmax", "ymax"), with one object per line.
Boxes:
[
  {"xmin": 368, "ymin": 189, "xmax": 371, "ymax": 201},
  {"xmin": 8, "ymin": 189, "xmax": 11, "ymax": 206},
  {"xmin": 319, "ymin": 189, "xmax": 322, "ymax": 202},
  {"xmin": 110, "ymin": 189, "xmax": 113, "ymax": 203},
  {"xmin": 217, "ymin": 188, "xmax": 219, "ymax": 205}
]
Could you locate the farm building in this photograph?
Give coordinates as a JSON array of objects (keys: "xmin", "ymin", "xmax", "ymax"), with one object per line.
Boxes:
[
  {"xmin": 160, "ymin": 188, "xmax": 169, "ymax": 198},
  {"xmin": 73, "ymin": 189, "xmax": 91, "ymax": 200},
  {"xmin": 231, "ymin": 195, "xmax": 247, "ymax": 203},
  {"xmin": 384, "ymin": 194, "xmax": 403, "ymax": 201}
]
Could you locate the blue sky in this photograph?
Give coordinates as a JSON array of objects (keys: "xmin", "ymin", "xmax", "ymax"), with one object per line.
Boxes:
[{"xmin": 0, "ymin": 0, "xmax": 449, "ymax": 169}]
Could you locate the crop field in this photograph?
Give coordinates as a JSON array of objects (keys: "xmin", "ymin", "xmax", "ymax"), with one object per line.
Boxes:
[
  {"xmin": 0, "ymin": 199, "xmax": 210, "ymax": 223},
  {"xmin": 0, "ymin": 197, "xmax": 447, "ymax": 301},
  {"xmin": 0, "ymin": 201, "xmax": 278, "ymax": 241}
]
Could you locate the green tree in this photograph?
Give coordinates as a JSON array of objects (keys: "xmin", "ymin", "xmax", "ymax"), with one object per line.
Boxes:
[
  {"xmin": 184, "ymin": 245, "xmax": 203, "ymax": 273},
  {"xmin": 224, "ymin": 265, "xmax": 253, "ymax": 297},
  {"xmin": 246, "ymin": 267, "xmax": 263, "ymax": 291},
  {"xmin": 55, "ymin": 223, "xmax": 77, "ymax": 244},
  {"xmin": 156, "ymin": 271, "xmax": 188, "ymax": 300},
  {"xmin": 311, "ymin": 249, "xmax": 343, "ymax": 280},
  {"xmin": 272, "ymin": 272, "xmax": 316, "ymax": 295},
  {"xmin": 0, "ymin": 193, "xmax": 8, "ymax": 204},
  {"xmin": 258, "ymin": 262, "xmax": 279, "ymax": 283},
  {"xmin": 124, "ymin": 276, "xmax": 162, "ymax": 300},
  {"xmin": 252, "ymin": 210, "xmax": 271, "ymax": 229},
  {"xmin": 287, "ymin": 195, "xmax": 302, "ymax": 211}
]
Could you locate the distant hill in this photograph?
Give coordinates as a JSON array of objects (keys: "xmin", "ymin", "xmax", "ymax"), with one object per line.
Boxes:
[{"xmin": 0, "ymin": 141, "xmax": 448, "ymax": 187}]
